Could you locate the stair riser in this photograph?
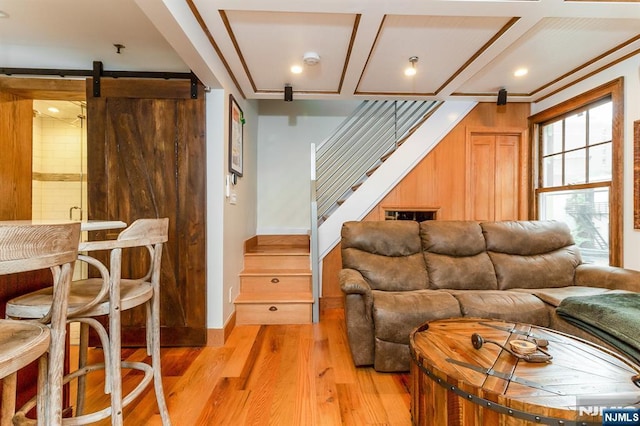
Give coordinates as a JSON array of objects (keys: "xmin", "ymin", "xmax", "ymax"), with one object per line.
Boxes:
[
  {"xmin": 236, "ymin": 303, "xmax": 312, "ymax": 325},
  {"xmin": 241, "ymin": 276, "xmax": 311, "ymax": 293},
  {"xmin": 244, "ymin": 255, "xmax": 310, "ymax": 270}
]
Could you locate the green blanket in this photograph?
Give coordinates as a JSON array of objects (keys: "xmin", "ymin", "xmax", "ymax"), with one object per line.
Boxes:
[{"xmin": 556, "ymin": 293, "xmax": 640, "ymax": 364}]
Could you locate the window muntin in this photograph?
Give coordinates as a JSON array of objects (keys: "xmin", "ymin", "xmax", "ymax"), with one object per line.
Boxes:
[{"xmin": 540, "ymin": 100, "xmax": 612, "ymax": 188}]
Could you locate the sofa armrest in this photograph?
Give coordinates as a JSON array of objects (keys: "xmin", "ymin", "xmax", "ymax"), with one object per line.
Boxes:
[
  {"xmin": 340, "ymin": 267, "xmax": 372, "ymax": 294},
  {"xmin": 339, "ymin": 268, "xmax": 375, "ymax": 366},
  {"xmin": 575, "ymin": 264, "xmax": 640, "ymax": 292},
  {"xmin": 339, "ymin": 268, "xmax": 374, "ymax": 322}
]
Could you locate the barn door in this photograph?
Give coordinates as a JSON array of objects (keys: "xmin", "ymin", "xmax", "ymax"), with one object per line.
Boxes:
[{"xmin": 86, "ymin": 79, "xmax": 206, "ymax": 346}]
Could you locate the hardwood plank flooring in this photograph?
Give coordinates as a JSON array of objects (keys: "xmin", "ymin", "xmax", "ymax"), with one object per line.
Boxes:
[{"xmin": 69, "ymin": 309, "xmax": 411, "ymax": 425}]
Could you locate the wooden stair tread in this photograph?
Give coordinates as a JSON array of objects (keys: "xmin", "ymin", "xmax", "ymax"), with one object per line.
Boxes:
[
  {"xmin": 240, "ymin": 269, "xmax": 311, "ymax": 277},
  {"xmin": 245, "ymin": 245, "xmax": 309, "ymax": 255},
  {"xmin": 235, "ymin": 292, "xmax": 313, "ymax": 304}
]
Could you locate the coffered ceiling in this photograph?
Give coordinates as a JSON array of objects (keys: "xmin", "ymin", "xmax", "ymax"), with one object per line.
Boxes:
[
  {"xmin": 178, "ymin": 0, "xmax": 640, "ymax": 102},
  {"xmin": 1, "ymin": 0, "xmax": 639, "ymax": 103}
]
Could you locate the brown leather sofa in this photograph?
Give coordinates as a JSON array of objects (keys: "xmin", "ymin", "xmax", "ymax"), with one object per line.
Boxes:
[{"xmin": 339, "ymin": 220, "xmax": 640, "ymax": 372}]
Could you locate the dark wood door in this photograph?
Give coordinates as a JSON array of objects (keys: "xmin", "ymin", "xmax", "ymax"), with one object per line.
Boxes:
[{"xmin": 86, "ymin": 79, "xmax": 206, "ymax": 346}]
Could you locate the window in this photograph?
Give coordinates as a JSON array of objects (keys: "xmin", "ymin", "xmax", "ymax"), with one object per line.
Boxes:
[{"xmin": 530, "ymin": 79, "xmax": 623, "ymax": 266}]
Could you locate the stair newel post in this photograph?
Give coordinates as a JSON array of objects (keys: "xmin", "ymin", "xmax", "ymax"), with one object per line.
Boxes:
[{"xmin": 310, "ymin": 143, "xmax": 320, "ymax": 322}]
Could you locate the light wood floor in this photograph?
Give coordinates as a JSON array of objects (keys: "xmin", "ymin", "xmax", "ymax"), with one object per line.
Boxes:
[{"xmin": 70, "ymin": 309, "xmax": 412, "ymax": 425}]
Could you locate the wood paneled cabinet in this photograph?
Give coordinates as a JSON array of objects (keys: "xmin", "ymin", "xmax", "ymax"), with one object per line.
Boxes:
[{"xmin": 466, "ymin": 129, "xmax": 525, "ymax": 221}]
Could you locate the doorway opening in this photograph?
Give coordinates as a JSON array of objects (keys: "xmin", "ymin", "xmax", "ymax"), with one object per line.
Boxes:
[
  {"xmin": 32, "ymin": 100, "xmax": 87, "ymax": 344},
  {"xmin": 32, "ymin": 100, "xmax": 87, "ymax": 222}
]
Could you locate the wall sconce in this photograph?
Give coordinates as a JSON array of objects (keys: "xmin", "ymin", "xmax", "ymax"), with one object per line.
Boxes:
[
  {"xmin": 284, "ymin": 85, "xmax": 293, "ymax": 102},
  {"xmin": 497, "ymin": 88, "xmax": 507, "ymax": 106},
  {"xmin": 404, "ymin": 56, "xmax": 418, "ymax": 77}
]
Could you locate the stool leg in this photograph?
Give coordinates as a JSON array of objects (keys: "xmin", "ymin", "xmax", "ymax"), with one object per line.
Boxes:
[
  {"xmin": 37, "ymin": 354, "xmax": 48, "ymax": 424},
  {"xmin": 150, "ymin": 298, "xmax": 170, "ymax": 426},
  {"xmin": 1, "ymin": 372, "xmax": 17, "ymax": 426},
  {"xmin": 48, "ymin": 263, "xmax": 73, "ymax": 426},
  {"xmin": 108, "ymin": 311, "xmax": 123, "ymax": 426},
  {"xmin": 76, "ymin": 322, "xmax": 89, "ymax": 416},
  {"xmin": 109, "ymin": 253, "xmax": 123, "ymax": 426}
]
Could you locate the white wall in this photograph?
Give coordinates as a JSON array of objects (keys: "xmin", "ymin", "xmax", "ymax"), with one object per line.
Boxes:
[
  {"xmin": 256, "ymin": 100, "xmax": 360, "ymax": 234},
  {"xmin": 205, "ymin": 90, "xmax": 225, "ymax": 329},
  {"xmin": 531, "ymin": 54, "xmax": 640, "ymax": 271},
  {"xmin": 204, "ymin": 90, "xmax": 259, "ymax": 329},
  {"xmin": 222, "ymin": 96, "xmax": 259, "ymax": 325}
]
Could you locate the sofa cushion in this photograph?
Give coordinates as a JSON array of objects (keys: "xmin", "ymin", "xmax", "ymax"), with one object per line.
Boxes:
[
  {"xmin": 512, "ymin": 286, "xmax": 632, "ymax": 307},
  {"xmin": 420, "ymin": 220, "xmax": 486, "ymax": 256},
  {"xmin": 342, "ymin": 220, "xmax": 422, "ymax": 255},
  {"xmin": 481, "ymin": 220, "xmax": 576, "ymax": 255},
  {"xmin": 420, "ymin": 220, "xmax": 497, "ymax": 290},
  {"xmin": 451, "ymin": 290, "xmax": 551, "ymax": 327},
  {"xmin": 342, "ymin": 250, "xmax": 428, "ymax": 291},
  {"xmin": 481, "ymin": 221, "xmax": 582, "ymax": 290},
  {"xmin": 372, "ymin": 290, "xmax": 461, "ymax": 344},
  {"xmin": 424, "ymin": 252, "xmax": 498, "ymax": 290},
  {"xmin": 341, "ymin": 221, "xmax": 428, "ymax": 291},
  {"xmin": 488, "ymin": 248, "xmax": 581, "ymax": 290}
]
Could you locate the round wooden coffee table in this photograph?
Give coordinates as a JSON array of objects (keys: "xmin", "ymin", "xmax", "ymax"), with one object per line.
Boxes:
[{"xmin": 409, "ymin": 318, "xmax": 640, "ymax": 425}]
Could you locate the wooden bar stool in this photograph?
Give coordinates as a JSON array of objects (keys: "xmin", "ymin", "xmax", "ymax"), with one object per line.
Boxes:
[
  {"xmin": 6, "ymin": 219, "xmax": 171, "ymax": 426},
  {"xmin": 0, "ymin": 222, "xmax": 80, "ymax": 426}
]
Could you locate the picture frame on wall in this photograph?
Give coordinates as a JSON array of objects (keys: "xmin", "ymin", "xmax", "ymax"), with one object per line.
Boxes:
[
  {"xmin": 635, "ymin": 120, "xmax": 640, "ymax": 229},
  {"xmin": 229, "ymin": 94, "xmax": 244, "ymax": 177}
]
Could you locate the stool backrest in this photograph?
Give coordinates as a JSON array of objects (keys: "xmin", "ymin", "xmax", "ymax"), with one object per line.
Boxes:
[{"xmin": 66, "ymin": 219, "xmax": 168, "ymax": 318}]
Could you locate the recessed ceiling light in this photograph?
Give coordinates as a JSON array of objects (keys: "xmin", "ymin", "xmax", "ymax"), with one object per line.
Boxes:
[
  {"xmin": 48, "ymin": 107, "xmax": 60, "ymax": 113},
  {"xmin": 514, "ymin": 68, "xmax": 528, "ymax": 77},
  {"xmin": 0, "ymin": 11, "xmax": 9, "ymax": 18},
  {"xmin": 290, "ymin": 65, "xmax": 303, "ymax": 74}
]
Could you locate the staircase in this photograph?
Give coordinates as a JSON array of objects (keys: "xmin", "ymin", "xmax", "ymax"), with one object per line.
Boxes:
[
  {"xmin": 234, "ymin": 235, "xmax": 313, "ymax": 325},
  {"xmin": 315, "ymin": 100, "xmax": 440, "ymax": 224},
  {"xmin": 314, "ymin": 100, "xmax": 478, "ymax": 260}
]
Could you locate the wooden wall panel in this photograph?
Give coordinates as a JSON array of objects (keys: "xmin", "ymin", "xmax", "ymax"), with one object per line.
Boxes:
[
  {"xmin": 0, "ymin": 90, "xmax": 40, "ymax": 309},
  {"xmin": 0, "ymin": 90, "xmax": 53, "ymax": 412},
  {"xmin": 321, "ymin": 102, "xmax": 531, "ymax": 310},
  {"xmin": 0, "ymin": 92, "xmax": 33, "ymax": 220},
  {"xmin": 0, "ymin": 77, "xmax": 84, "ymax": 101}
]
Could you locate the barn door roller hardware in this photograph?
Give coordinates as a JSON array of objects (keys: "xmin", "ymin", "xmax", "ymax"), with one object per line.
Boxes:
[
  {"xmin": 1, "ymin": 61, "xmax": 200, "ymax": 99},
  {"xmin": 93, "ymin": 61, "xmax": 102, "ymax": 97}
]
